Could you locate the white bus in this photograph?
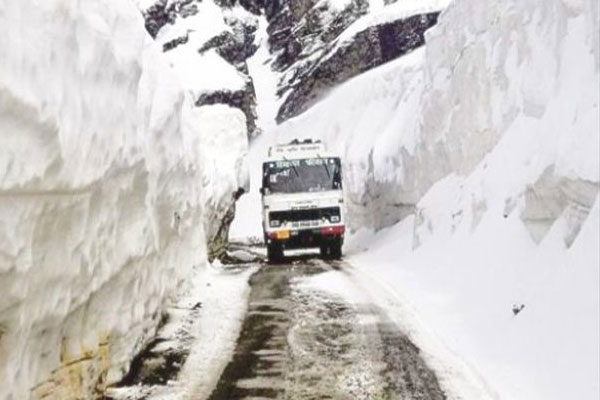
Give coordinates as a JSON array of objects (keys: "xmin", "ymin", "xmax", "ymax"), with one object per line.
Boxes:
[{"xmin": 259, "ymin": 139, "xmax": 345, "ymax": 263}]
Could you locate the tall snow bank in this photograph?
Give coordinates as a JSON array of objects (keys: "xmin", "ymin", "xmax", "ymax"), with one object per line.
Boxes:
[
  {"xmin": 416, "ymin": 0, "xmax": 599, "ymax": 236},
  {"xmin": 0, "ymin": 1, "xmax": 247, "ymax": 398},
  {"xmin": 376, "ymin": 1, "xmax": 598, "ymax": 398}
]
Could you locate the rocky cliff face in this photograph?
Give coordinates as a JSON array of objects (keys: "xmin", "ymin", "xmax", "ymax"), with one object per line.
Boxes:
[
  {"xmin": 262, "ymin": 0, "xmax": 439, "ymax": 121},
  {"xmin": 137, "ymin": 0, "xmax": 261, "ymax": 138},
  {"xmin": 257, "ymin": 0, "xmax": 440, "ymax": 122}
]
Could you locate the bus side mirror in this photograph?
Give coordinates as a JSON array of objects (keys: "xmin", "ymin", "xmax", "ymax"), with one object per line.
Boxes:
[{"xmin": 259, "ymin": 187, "xmax": 265, "ymax": 196}]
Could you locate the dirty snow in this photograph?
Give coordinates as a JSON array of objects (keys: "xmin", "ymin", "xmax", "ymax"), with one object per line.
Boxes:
[{"xmin": 105, "ymin": 262, "xmax": 257, "ymax": 400}]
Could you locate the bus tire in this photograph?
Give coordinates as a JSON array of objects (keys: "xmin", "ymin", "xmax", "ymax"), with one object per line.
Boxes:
[
  {"xmin": 330, "ymin": 242, "xmax": 342, "ymax": 260},
  {"xmin": 267, "ymin": 243, "xmax": 283, "ymax": 263},
  {"xmin": 320, "ymin": 242, "xmax": 342, "ymax": 260}
]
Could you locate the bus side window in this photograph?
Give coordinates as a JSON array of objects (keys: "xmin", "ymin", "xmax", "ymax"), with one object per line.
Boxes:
[
  {"xmin": 262, "ymin": 165, "xmax": 270, "ymax": 192},
  {"xmin": 333, "ymin": 162, "xmax": 342, "ymax": 189}
]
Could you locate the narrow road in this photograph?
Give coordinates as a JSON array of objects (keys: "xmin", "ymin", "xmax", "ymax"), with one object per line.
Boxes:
[{"xmin": 207, "ymin": 256, "xmax": 446, "ymax": 400}]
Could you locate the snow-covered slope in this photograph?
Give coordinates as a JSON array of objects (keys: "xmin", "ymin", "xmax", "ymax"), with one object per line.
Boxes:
[
  {"xmin": 136, "ymin": 0, "xmax": 261, "ymax": 137},
  {"xmin": 232, "ymin": 0, "xmax": 599, "ymax": 398},
  {"xmin": 0, "ymin": 1, "xmax": 247, "ymax": 399},
  {"xmin": 267, "ymin": 0, "xmax": 445, "ymax": 122}
]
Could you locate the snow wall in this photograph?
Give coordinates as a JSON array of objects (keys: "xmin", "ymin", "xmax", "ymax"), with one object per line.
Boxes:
[{"xmin": 0, "ymin": 1, "xmax": 248, "ymax": 399}]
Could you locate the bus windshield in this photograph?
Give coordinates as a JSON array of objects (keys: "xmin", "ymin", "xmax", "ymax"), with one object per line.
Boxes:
[{"xmin": 262, "ymin": 158, "xmax": 342, "ymax": 194}]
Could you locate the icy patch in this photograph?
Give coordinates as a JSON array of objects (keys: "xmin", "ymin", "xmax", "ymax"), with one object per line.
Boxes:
[
  {"xmin": 294, "ymin": 269, "xmax": 371, "ymax": 305},
  {"xmin": 315, "ymin": 0, "xmax": 355, "ymax": 12}
]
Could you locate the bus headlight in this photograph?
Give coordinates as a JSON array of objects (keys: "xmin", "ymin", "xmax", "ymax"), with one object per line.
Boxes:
[
  {"xmin": 330, "ymin": 215, "xmax": 340, "ymax": 223},
  {"xmin": 269, "ymin": 220, "xmax": 281, "ymax": 227}
]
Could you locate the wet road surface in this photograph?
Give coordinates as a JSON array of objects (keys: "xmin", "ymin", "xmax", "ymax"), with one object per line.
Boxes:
[{"xmin": 207, "ymin": 256, "xmax": 446, "ymax": 400}]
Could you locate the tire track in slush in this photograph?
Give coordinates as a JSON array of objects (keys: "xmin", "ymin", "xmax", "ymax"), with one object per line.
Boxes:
[{"xmin": 207, "ymin": 257, "xmax": 446, "ymax": 400}]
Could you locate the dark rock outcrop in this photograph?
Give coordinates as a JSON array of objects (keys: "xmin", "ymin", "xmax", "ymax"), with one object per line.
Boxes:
[
  {"xmin": 199, "ymin": 15, "xmax": 259, "ymax": 73},
  {"xmin": 266, "ymin": 0, "xmax": 369, "ymax": 71},
  {"xmin": 276, "ymin": 12, "xmax": 440, "ymax": 122},
  {"xmin": 142, "ymin": 0, "xmax": 199, "ymax": 38}
]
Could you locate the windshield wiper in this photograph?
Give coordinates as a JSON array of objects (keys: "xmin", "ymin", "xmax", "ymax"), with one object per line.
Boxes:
[
  {"xmin": 283, "ymin": 156, "xmax": 300, "ymax": 177},
  {"xmin": 317, "ymin": 154, "xmax": 331, "ymax": 179}
]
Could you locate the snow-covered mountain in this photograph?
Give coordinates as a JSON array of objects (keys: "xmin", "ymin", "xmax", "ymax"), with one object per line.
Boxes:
[
  {"xmin": 135, "ymin": 0, "xmax": 446, "ymax": 129},
  {"xmin": 0, "ymin": 1, "xmax": 248, "ymax": 398},
  {"xmin": 135, "ymin": 0, "xmax": 262, "ymax": 137}
]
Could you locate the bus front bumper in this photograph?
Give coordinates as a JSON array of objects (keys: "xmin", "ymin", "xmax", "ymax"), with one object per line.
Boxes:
[{"xmin": 265, "ymin": 225, "xmax": 345, "ymax": 249}]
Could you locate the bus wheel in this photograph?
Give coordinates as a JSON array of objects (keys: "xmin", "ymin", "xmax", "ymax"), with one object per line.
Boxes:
[
  {"xmin": 330, "ymin": 243, "xmax": 342, "ymax": 260},
  {"xmin": 321, "ymin": 242, "xmax": 342, "ymax": 260},
  {"xmin": 267, "ymin": 243, "xmax": 283, "ymax": 263}
]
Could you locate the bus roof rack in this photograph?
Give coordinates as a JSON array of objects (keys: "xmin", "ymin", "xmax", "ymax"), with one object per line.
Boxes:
[{"xmin": 289, "ymin": 138, "xmax": 321, "ymax": 145}]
